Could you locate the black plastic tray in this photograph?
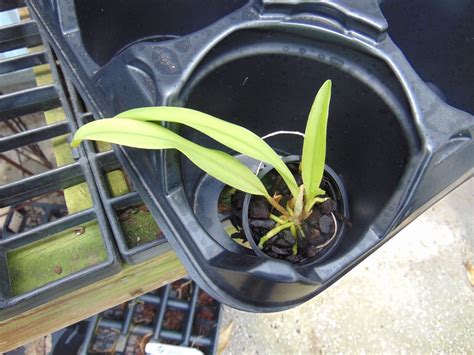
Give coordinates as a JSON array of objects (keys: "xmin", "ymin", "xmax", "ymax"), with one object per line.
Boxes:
[
  {"xmin": 0, "ymin": 9, "xmax": 120, "ymax": 319},
  {"xmin": 380, "ymin": 0, "xmax": 474, "ymax": 115},
  {"xmin": 26, "ymin": 0, "xmax": 473, "ymax": 312},
  {"xmin": 79, "ymin": 278, "xmax": 222, "ymax": 355}
]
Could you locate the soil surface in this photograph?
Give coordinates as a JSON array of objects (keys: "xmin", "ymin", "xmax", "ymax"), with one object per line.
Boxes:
[{"xmin": 226, "ymin": 162, "xmax": 344, "ymax": 263}]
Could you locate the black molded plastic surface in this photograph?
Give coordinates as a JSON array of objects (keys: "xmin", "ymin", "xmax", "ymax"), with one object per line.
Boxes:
[
  {"xmin": 27, "ymin": 0, "xmax": 473, "ymax": 312},
  {"xmin": 381, "ymin": 0, "xmax": 474, "ymax": 114},
  {"xmin": 75, "ymin": 0, "xmax": 249, "ymax": 66}
]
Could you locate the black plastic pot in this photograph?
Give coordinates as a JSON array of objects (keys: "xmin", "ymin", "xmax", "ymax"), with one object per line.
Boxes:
[
  {"xmin": 241, "ymin": 156, "xmax": 349, "ymax": 265},
  {"xmin": 26, "ymin": 0, "xmax": 473, "ymax": 312}
]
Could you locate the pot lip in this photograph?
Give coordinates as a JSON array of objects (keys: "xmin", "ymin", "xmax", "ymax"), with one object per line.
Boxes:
[{"xmin": 241, "ymin": 155, "xmax": 348, "ymax": 266}]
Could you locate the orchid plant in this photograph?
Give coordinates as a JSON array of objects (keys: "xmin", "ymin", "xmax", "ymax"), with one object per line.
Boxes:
[{"xmin": 72, "ymin": 80, "xmax": 332, "ymax": 253}]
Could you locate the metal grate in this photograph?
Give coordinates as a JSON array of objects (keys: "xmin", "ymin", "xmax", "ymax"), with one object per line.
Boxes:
[{"xmin": 0, "ymin": 6, "xmax": 119, "ymax": 318}]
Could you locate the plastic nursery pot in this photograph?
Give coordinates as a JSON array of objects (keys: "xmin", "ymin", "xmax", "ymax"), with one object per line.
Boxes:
[
  {"xmin": 242, "ymin": 156, "xmax": 349, "ymax": 265},
  {"xmin": 28, "ymin": 0, "xmax": 473, "ymax": 312}
]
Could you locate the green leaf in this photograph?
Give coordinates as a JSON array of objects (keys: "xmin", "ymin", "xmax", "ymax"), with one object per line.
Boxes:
[
  {"xmin": 71, "ymin": 118, "xmax": 269, "ymax": 197},
  {"xmin": 116, "ymin": 107, "xmax": 299, "ymax": 198},
  {"xmin": 302, "ymin": 80, "xmax": 332, "ymax": 205}
]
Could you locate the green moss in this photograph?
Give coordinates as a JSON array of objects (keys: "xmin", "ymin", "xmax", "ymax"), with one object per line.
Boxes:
[
  {"xmin": 95, "ymin": 141, "xmax": 113, "ymax": 152},
  {"xmin": 63, "ymin": 183, "xmax": 93, "ymax": 214},
  {"xmin": 51, "ymin": 134, "xmax": 73, "ymax": 167},
  {"xmin": 119, "ymin": 207, "xmax": 162, "ymax": 248},
  {"xmin": 105, "ymin": 170, "xmax": 129, "ymax": 197},
  {"xmin": 7, "ymin": 221, "xmax": 108, "ymax": 295}
]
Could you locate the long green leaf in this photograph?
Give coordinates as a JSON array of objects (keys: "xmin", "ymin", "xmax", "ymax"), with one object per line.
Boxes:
[
  {"xmin": 116, "ymin": 107, "xmax": 299, "ymax": 198},
  {"xmin": 301, "ymin": 80, "xmax": 332, "ymax": 204},
  {"xmin": 71, "ymin": 118, "xmax": 269, "ymax": 197}
]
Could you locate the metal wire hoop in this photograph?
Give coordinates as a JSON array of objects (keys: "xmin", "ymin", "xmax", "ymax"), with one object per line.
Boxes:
[{"xmin": 255, "ymin": 130, "xmax": 305, "ymax": 175}]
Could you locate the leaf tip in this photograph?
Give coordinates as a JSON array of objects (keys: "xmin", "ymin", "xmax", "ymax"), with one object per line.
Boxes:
[
  {"xmin": 70, "ymin": 132, "xmax": 82, "ymax": 148},
  {"xmin": 323, "ymin": 79, "xmax": 332, "ymax": 90},
  {"xmin": 70, "ymin": 139, "xmax": 81, "ymax": 148}
]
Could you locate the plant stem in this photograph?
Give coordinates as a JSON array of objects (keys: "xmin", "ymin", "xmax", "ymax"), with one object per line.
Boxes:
[
  {"xmin": 290, "ymin": 225, "xmax": 299, "ymax": 255},
  {"xmin": 290, "ymin": 224, "xmax": 297, "ymax": 238},
  {"xmin": 264, "ymin": 194, "xmax": 289, "ymax": 217},
  {"xmin": 293, "ymin": 185, "xmax": 305, "ymax": 218},
  {"xmin": 304, "ymin": 196, "xmax": 329, "ymax": 214},
  {"xmin": 258, "ymin": 222, "xmax": 294, "ymax": 248},
  {"xmin": 269, "ymin": 214, "xmax": 286, "ymax": 225},
  {"xmin": 292, "ymin": 240, "xmax": 298, "ymax": 255},
  {"xmin": 296, "ymin": 225, "xmax": 306, "ymax": 238}
]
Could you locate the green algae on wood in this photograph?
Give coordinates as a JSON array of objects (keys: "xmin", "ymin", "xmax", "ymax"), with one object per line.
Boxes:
[
  {"xmin": 105, "ymin": 169, "xmax": 129, "ymax": 197},
  {"xmin": 40, "ymin": 92, "xmax": 93, "ymax": 213},
  {"xmin": 7, "ymin": 221, "xmax": 107, "ymax": 295},
  {"xmin": 119, "ymin": 206, "xmax": 163, "ymax": 248}
]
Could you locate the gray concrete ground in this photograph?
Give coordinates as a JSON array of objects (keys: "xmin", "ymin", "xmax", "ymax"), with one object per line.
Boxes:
[{"xmin": 222, "ymin": 178, "xmax": 473, "ymax": 354}]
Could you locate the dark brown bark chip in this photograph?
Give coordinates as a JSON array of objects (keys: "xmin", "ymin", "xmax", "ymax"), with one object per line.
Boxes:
[
  {"xmin": 282, "ymin": 230, "xmax": 296, "ymax": 245},
  {"xmin": 275, "ymin": 239, "xmax": 290, "ymax": 248},
  {"xmin": 306, "ymin": 209, "xmax": 322, "ymax": 228},
  {"xmin": 307, "ymin": 228, "xmax": 321, "ymax": 241},
  {"xmin": 271, "ymin": 245, "xmax": 291, "ymax": 255},
  {"xmin": 319, "ymin": 215, "xmax": 334, "ymax": 234},
  {"xmin": 306, "ymin": 246, "xmax": 318, "ymax": 258},
  {"xmin": 249, "ymin": 219, "xmax": 275, "ymax": 229},
  {"xmin": 299, "ymin": 238, "xmax": 309, "ymax": 250},
  {"xmin": 320, "ymin": 199, "xmax": 337, "ymax": 215},
  {"xmin": 249, "ymin": 197, "xmax": 270, "ymax": 219}
]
